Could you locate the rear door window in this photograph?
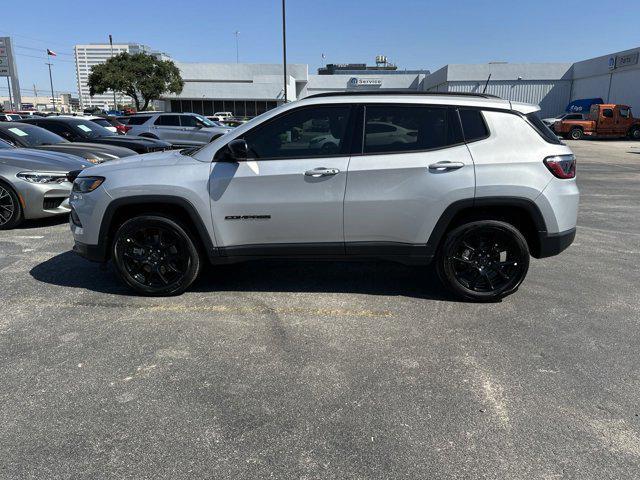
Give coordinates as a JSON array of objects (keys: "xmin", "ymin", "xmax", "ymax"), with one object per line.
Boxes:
[
  {"xmin": 180, "ymin": 115, "xmax": 198, "ymax": 127},
  {"xmin": 154, "ymin": 115, "xmax": 181, "ymax": 126},
  {"xmin": 362, "ymin": 105, "xmax": 462, "ymax": 154},
  {"xmin": 126, "ymin": 116, "xmax": 151, "ymax": 125}
]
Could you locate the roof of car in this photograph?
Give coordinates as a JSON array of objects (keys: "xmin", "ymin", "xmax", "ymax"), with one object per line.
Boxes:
[{"xmin": 299, "ymin": 91, "xmax": 539, "ymax": 114}]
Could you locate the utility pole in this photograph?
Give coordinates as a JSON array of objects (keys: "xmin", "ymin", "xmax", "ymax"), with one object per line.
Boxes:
[
  {"xmin": 281, "ymin": 0, "xmax": 288, "ymax": 103},
  {"xmin": 234, "ymin": 31, "xmax": 240, "ymax": 63},
  {"xmin": 46, "ymin": 62, "xmax": 55, "ymax": 111},
  {"xmin": 33, "ymin": 83, "xmax": 37, "ymax": 97},
  {"xmin": 6, "ymin": 77, "xmax": 13, "ymax": 111},
  {"xmin": 109, "ymin": 34, "xmax": 117, "ymax": 110}
]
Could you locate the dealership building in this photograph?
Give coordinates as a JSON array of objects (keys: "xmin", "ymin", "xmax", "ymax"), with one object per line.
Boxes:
[{"xmin": 153, "ymin": 47, "xmax": 640, "ymax": 118}]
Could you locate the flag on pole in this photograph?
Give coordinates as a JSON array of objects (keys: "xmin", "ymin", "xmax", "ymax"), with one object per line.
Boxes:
[{"xmin": 46, "ymin": 49, "xmax": 57, "ymax": 57}]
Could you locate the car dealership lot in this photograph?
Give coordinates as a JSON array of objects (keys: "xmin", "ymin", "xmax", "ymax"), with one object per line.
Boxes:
[{"xmin": 1, "ymin": 140, "xmax": 639, "ymax": 479}]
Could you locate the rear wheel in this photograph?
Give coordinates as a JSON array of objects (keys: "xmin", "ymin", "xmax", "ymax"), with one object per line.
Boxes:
[
  {"xmin": 0, "ymin": 181, "xmax": 23, "ymax": 230},
  {"xmin": 569, "ymin": 127, "xmax": 584, "ymax": 140},
  {"xmin": 112, "ymin": 215, "xmax": 201, "ymax": 296},
  {"xmin": 437, "ymin": 220, "xmax": 530, "ymax": 302}
]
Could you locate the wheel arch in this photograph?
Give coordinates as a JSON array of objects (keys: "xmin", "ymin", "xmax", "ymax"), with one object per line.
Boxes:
[
  {"xmin": 97, "ymin": 195, "xmax": 216, "ymax": 263},
  {"xmin": 426, "ymin": 197, "xmax": 548, "ymax": 258},
  {"xmin": 138, "ymin": 132, "xmax": 159, "ymax": 140}
]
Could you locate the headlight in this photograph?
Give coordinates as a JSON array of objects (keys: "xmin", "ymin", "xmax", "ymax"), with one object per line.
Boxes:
[
  {"xmin": 17, "ymin": 172, "xmax": 68, "ymax": 184},
  {"xmin": 72, "ymin": 176, "xmax": 105, "ymax": 193}
]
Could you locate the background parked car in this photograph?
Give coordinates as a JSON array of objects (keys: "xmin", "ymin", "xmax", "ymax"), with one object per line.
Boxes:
[
  {"xmin": 0, "ymin": 138, "xmax": 90, "ymax": 229},
  {"xmin": 0, "ymin": 113, "xmax": 22, "ymax": 121},
  {"xmin": 125, "ymin": 112, "xmax": 231, "ymax": 147},
  {"xmin": 19, "ymin": 117, "xmax": 172, "ymax": 154},
  {"xmin": 83, "ymin": 115, "xmax": 118, "ymax": 134},
  {"xmin": 542, "ymin": 113, "xmax": 589, "ymax": 129},
  {"xmin": 210, "ymin": 111, "xmax": 233, "ymax": 122},
  {"xmin": 0, "ymin": 121, "xmax": 136, "ymax": 164}
]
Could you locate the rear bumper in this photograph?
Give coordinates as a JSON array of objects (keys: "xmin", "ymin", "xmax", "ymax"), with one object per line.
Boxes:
[{"xmin": 536, "ymin": 228, "xmax": 576, "ymax": 258}]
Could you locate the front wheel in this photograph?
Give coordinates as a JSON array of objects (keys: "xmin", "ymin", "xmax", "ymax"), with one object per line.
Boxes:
[
  {"xmin": 629, "ymin": 127, "xmax": 640, "ymax": 140},
  {"xmin": 0, "ymin": 181, "xmax": 23, "ymax": 230},
  {"xmin": 112, "ymin": 215, "xmax": 202, "ymax": 296},
  {"xmin": 437, "ymin": 220, "xmax": 530, "ymax": 302}
]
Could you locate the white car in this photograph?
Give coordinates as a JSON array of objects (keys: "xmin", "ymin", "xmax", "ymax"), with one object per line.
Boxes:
[
  {"xmin": 542, "ymin": 113, "xmax": 588, "ymax": 128},
  {"xmin": 70, "ymin": 91, "xmax": 578, "ymax": 301},
  {"xmin": 211, "ymin": 111, "xmax": 233, "ymax": 122}
]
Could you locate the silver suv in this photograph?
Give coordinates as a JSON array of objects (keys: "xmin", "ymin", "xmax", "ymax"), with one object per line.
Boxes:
[
  {"xmin": 125, "ymin": 112, "xmax": 232, "ymax": 147},
  {"xmin": 69, "ymin": 92, "xmax": 579, "ymax": 301}
]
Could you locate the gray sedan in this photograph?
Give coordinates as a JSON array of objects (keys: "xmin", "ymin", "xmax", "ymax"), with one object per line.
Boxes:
[{"xmin": 0, "ymin": 139, "xmax": 90, "ymax": 229}]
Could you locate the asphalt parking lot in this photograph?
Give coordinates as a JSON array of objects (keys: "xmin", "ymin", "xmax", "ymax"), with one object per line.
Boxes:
[{"xmin": 1, "ymin": 139, "xmax": 639, "ymax": 479}]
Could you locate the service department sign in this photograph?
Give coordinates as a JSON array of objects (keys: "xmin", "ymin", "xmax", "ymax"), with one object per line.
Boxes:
[
  {"xmin": 609, "ymin": 52, "xmax": 639, "ymax": 70},
  {"xmin": 348, "ymin": 77, "xmax": 382, "ymax": 87}
]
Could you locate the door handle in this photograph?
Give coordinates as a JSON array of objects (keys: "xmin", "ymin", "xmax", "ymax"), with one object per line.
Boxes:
[
  {"xmin": 304, "ymin": 167, "xmax": 340, "ymax": 177},
  {"xmin": 428, "ymin": 161, "xmax": 465, "ymax": 172}
]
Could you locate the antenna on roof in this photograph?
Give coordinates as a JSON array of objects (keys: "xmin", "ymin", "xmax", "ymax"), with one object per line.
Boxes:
[{"xmin": 482, "ymin": 74, "xmax": 491, "ymax": 94}]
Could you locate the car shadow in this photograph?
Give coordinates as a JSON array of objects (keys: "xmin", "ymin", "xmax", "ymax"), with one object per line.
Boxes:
[
  {"xmin": 30, "ymin": 251, "xmax": 459, "ymax": 301},
  {"xmin": 18, "ymin": 215, "xmax": 69, "ymax": 230}
]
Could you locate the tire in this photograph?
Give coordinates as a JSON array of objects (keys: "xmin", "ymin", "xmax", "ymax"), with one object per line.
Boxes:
[
  {"xmin": 112, "ymin": 215, "xmax": 201, "ymax": 296},
  {"xmin": 569, "ymin": 127, "xmax": 583, "ymax": 140},
  {"xmin": 436, "ymin": 220, "xmax": 530, "ymax": 302},
  {"xmin": 630, "ymin": 126, "xmax": 640, "ymax": 140},
  {"xmin": 0, "ymin": 181, "xmax": 23, "ymax": 230}
]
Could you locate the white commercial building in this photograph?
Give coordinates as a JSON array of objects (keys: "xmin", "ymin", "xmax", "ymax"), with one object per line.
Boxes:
[
  {"xmin": 155, "ymin": 47, "xmax": 640, "ymax": 119},
  {"xmin": 74, "ymin": 43, "xmax": 161, "ymax": 109}
]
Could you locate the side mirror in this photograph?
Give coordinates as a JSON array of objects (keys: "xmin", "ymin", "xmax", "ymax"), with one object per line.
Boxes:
[{"xmin": 220, "ymin": 138, "xmax": 248, "ymax": 162}]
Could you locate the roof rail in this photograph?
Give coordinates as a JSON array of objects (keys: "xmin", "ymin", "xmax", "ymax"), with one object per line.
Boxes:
[{"xmin": 305, "ymin": 90, "xmax": 501, "ymax": 100}]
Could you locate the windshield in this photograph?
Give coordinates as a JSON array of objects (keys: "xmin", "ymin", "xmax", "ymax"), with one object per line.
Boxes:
[
  {"xmin": 71, "ymin": 119, "xmax": 116, "ymax": 138},
  {"xmin": 4, "ymin": 124, "xmax": 66, "ymax": 146}
]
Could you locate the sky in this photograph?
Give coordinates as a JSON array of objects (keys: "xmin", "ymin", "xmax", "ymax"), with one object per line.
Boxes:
[{"xmin": 1, "ymin": 0, "xmax": 638, "ymax": 98}]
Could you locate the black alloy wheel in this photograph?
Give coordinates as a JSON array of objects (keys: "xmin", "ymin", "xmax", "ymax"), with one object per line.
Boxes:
[
  {"xmin": 112, "ymin": 215, "xmax": 201, "ymax": 296},
  {"xmin": 0, "ymin": 182, "xmax": 22, "ymax": 230},
  {"xmin": 438, "ymin": 220, "xmax": 530, "ymax": 301}
]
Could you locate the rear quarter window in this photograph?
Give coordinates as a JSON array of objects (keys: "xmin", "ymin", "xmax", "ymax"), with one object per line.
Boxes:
[
  {"xmin": 525, "ymin": 113, "xmax": 563, "ymax": 145},
  {"xmin": 459, "ymin": 109, "xmax": 489, "ymax": 142}
]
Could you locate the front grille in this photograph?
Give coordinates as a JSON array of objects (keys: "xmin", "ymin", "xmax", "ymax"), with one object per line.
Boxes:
[{"xmin": 43, "ymin": 197, "xmax": 65, "ymax": 210}]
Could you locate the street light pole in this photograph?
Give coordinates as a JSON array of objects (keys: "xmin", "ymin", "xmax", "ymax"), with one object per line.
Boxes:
[
  {"xmin": 109, "ymin": 34, "xmax": 117, "ymax": 111},
  {"xmin": 234, "ymin": 31, "xmax": 240, "ymax": 63},
  {"xmin": 282, "ymin": 0, "xmax": 288, "ymax": 103}
]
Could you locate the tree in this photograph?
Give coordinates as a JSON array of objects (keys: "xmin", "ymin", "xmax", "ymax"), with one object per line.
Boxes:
[{"xmin": 88, "ymin": 52, "xmax": 184, "ymax": 111}]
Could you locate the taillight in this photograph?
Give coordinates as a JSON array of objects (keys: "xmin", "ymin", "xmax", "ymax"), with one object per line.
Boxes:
[
  {"xmin": 544, "ymin": 154, "xmax": 576, "ymax": 179},
  {"xmin": 116, "ymin": 125, "xmax": 132, "ymax": 134}
]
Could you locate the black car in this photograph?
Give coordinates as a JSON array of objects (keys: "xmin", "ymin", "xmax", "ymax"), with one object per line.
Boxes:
[
  {"xmin": 0, "ymin": 121, "xmax": 137, "ymax": 164},
  {"xmin": 19, "ymin": 117, "xmax": 172, "ymax": 154}
]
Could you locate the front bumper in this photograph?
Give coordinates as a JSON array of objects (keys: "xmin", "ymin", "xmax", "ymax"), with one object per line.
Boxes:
[
  {"xmin": 13, "ymin": 179, "xmax": 72, "ymax": 220},
  {"xmin": 72, "ymin": 240, "xmax": 107, "ymax": 262}
]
